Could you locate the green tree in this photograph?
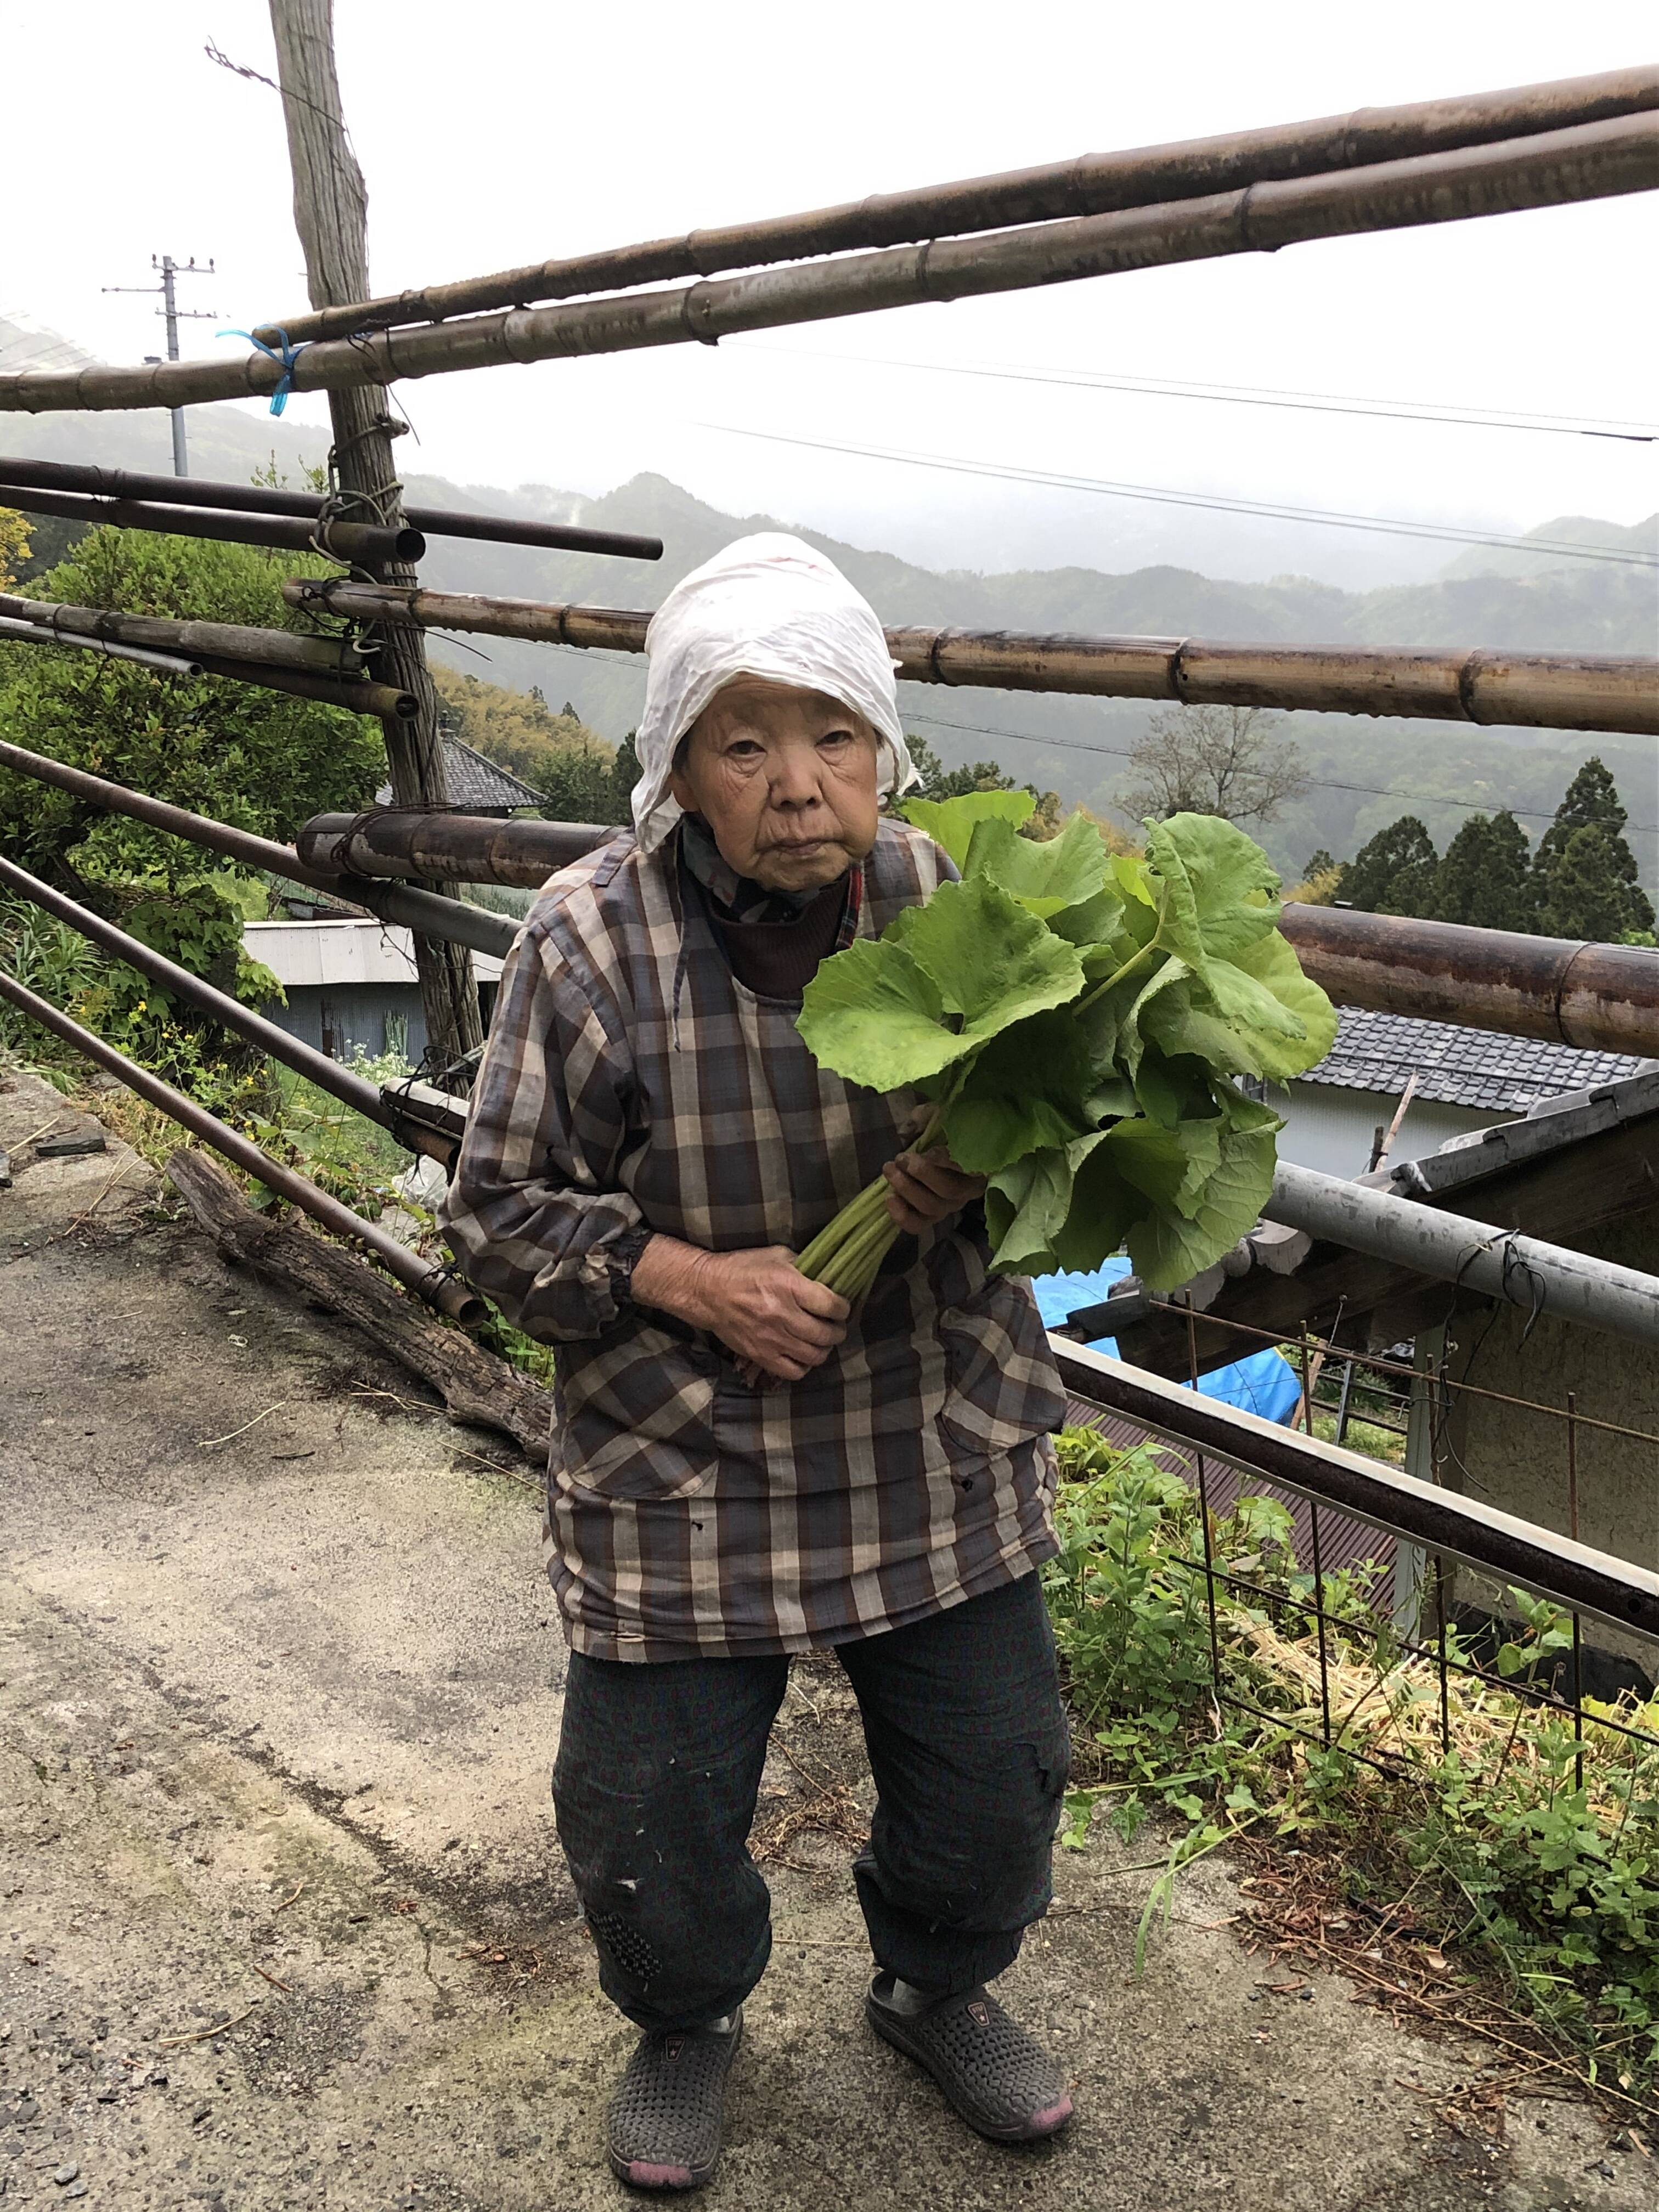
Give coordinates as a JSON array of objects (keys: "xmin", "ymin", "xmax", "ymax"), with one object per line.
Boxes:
[
  {"xmin": 1338, "ymin": 815, "xmax": 1438, "ymax": 915},
  {"xmin": 1427, "ymin": 809, "xmax": 1533, "ymax": 931},
  {"xmin": 0, "ymin": 525, "xmax": 385, "ymax": 1056},
  {"xmin": 605, "ymin": 730, "xmax": 642, "ymax": 825},
  {"xmin": 1539, "ymin": 823, "xmax": 1656, "ymax": 941},
  {"xmin": 1532, "ymin": 757, "xmax": 1654, "ymax": 939}
]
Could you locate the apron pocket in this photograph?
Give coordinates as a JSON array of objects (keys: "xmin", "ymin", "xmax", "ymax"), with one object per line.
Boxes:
[
  {"xmin": 558, "ymin": 1324, "xmax": 718, "ymax": 1501},
  {"xmin": 936, "ymin": 1278, "xmax": 1066, "ymax": 1463}
]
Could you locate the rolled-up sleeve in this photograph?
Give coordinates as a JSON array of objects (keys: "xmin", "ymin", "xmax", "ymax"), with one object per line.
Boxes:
[{"xmin": 438, "ymin": 922, "xmax": 646, "ymax": 1342}]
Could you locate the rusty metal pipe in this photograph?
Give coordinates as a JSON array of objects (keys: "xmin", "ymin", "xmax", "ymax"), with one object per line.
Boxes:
[
  {"xmin": 0, "ymin": 735, "xmax": 515, "ymax": 960},
  {"xmin": 297, "ymin": 806, "xmax": 1659, "ymax": 1056},
  {"xmin": 0, "ymin": 853, "xmax": 390, "ymax": 1128},
  {"xmin": 284, "ymin": 580, "xmax": 1659, "ymax": 740},
  {"xmin": 0, "ymin": 966, "xmax": 481, "ymax": 1323},
  {"xmin": 0, "ymin": 455, "xmax": 662, "ymax": 561},
  {"xmin": 0, "ymin": 482, "xmax": 423, "ymax": 565},
  {"xmin": 1280, "ymin": 904, "xmax": 1659, "ymax": 1057},
  {"xmin": 190, "ymin": 653, "xmax": 419, "ymax": 721}
]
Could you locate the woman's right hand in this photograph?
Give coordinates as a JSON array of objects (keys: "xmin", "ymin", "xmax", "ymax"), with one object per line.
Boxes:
[{"xmin": 630, "ymin": 1236, "xmax": 850, "ymax": 1382}]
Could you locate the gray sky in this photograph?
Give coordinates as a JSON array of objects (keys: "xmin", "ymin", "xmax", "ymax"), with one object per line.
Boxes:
[{"xmin": 5, "ymin": 1, "xmax": 1657, "ymax": 585}]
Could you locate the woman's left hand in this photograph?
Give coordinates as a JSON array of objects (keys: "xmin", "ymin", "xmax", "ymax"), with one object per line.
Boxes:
[{"xmin": 881, "ymin": 1145, "xmax": 987, "ymax": 1234}]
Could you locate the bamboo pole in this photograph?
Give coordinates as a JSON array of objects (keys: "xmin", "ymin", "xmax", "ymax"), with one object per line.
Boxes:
[
  {"xmin": 0, "ymin": 455, "xmax": 663, "ymax": 561},
  {"xmin": 297, "ymin": 809, "xmax": 607, "ymax": 889},
  {"xmin": 0, "ymin": 483, "xmax": 421, "ymax": 563},
  {"xmin": 0, "ymin": 590, "xmax": 364, "ymax": 676},
  {"xmin": 292, "ymin": 803, "xmax": 1659, "ymax": 1059},
  {"xmin": 0, "ymin": 733, "xmax": 516, "ymax": 960},
  {"xmin": 268, "ymin": 0, "xmax": 482, "ymax": 1080},
  {"xmin": 0, "ymin": 964, "xmax": 480, "ymax": 1322},
  {"xmin": 6, "ymin": 114, "xmax": 1655, "ymax": 416},
  {"xmin": 0, "ymin": 615, "xmax": 203, "ymax": 678},
  {"xmin": 251, "ymin": 65, "xmax": 1659, "ymax": 343},
  {"xmin": 281, "ymin": 579, "xmax": 1659, "ymax": 740}
]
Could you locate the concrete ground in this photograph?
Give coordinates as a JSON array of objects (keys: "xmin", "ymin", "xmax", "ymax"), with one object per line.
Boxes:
[{"xmin": 1, "ymin": 1066, "xmax": 1653, "ymax": 2211}]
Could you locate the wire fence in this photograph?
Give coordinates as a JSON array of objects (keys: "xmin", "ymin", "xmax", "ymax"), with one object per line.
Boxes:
[{"xmin": 1053, "ymin": 1308, "xmax": 1659, "ymax": 1795}]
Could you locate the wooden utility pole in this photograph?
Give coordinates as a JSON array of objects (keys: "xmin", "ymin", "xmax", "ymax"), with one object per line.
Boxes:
[{"xmin": 267, "ymin": 0, "xmax": 482, "ymax": 1077}]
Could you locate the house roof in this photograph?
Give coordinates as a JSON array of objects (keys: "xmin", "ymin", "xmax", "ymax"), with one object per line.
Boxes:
[
  {"xmin": 374, "ymin": 732, "xmax": 544, "ymax": 812},
  {"xmin": 1296, "ymin": 1006, "xmax": 1653, "ymax": 1116}
]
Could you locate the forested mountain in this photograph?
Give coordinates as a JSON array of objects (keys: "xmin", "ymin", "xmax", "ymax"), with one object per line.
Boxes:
[{"xmin": 1, "ymin": 337, "xmax": 1651, "ymax": 892}]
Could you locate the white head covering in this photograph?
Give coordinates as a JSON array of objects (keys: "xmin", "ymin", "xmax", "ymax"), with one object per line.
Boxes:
[{"xmin": 630, "ymin": 532, "xmax": 915, "ymax": 854}]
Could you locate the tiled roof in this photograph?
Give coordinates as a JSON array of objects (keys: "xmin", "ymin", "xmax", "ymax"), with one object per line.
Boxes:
[
  {"xmin": 375, "ymin": 732, "xmax": 544, "ymax": 811},
  {"xmin": 1296, "ymin": 1006, "xmax": 1652, "ymax": 1115}
]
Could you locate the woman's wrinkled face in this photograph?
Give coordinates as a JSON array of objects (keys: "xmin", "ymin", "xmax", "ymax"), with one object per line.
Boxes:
[{"xmin": 669, "ymin": 676, "xmax": 882, "ymax": 893}]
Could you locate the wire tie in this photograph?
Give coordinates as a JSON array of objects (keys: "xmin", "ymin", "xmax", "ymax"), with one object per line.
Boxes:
[{"xmin": 218, "ymin": 325, "xmax": 311, "ymax": 416}]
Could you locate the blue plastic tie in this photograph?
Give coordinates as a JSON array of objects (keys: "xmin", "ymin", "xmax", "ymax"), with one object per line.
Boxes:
[{"xmin": 218, "ymin": 325, "xmax": 310, "ymax": 416}]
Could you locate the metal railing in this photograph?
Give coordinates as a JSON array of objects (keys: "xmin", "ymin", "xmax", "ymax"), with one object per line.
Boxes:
[{"xmin": 1050, "ymin": 1333, "xmax": 1659, "ymax": 1790}]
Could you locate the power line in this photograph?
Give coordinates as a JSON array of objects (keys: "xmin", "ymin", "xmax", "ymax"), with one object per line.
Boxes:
[
  {"xmin": 690, "ymin": 420, "xmax": 1658, "ymax": 569},
  {"xmin": 729, "ymin": 340, "xmax": 1659, "ymax": 444}
]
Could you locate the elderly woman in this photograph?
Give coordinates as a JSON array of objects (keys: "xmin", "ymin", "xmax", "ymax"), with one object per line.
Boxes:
[{"xmin": 442, "ymin": 535, "xmax": 1074, "ymax": 2190}]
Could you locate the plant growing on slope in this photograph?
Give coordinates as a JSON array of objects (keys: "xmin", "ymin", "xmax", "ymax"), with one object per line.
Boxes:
[{"xmin": 793, "ymin": 790, "xmax": 1336, "ymax": 1300}]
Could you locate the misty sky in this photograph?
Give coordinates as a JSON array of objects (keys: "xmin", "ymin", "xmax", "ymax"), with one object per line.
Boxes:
[{"xmin": 5, "ymin": 1, "xmax": 1657, "ymax": 587}]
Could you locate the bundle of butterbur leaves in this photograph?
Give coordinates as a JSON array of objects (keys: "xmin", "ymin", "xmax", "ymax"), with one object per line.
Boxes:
[{"xmin": 792, "ymin": 789, "xmax": 1337, "ymax": 1301}]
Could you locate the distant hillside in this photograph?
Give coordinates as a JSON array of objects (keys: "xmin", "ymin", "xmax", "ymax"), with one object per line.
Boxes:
[{"xmin": 1, "ymin": 319, "xmax": 1650, "ymax": 890}]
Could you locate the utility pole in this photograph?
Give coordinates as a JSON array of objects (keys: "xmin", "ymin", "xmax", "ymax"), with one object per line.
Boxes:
[
  {"xmin": 266, "ymin": 0, "xmax": 482, "ymax": 1079},
  {"xmin": 104, "ymin": 255, "xmax": 216, "ymax": 476}
]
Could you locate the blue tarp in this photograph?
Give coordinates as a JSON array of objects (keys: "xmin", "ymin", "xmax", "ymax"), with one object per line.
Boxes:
[{"xmin": 1031, "ymin": 1257, "xmax": 1302, "ymax": 1426}]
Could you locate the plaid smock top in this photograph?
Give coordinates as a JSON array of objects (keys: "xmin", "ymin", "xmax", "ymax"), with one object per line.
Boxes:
[{"xmin": 440, "ymin": 817, "xmax": 1065, "ymax": 1661}]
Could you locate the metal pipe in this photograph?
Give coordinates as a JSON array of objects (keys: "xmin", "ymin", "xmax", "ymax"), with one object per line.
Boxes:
[
  {"xmin": 6, "ymin": 114, "xmax": 1655, "ymax": 416},
  {"xmin": 1280, "ymin": 904, "xmax": 1659, "ymax": 1057},
  {"xmin": 1049, "ymin": 1340, "xmax": 1659, "ymax": 1639},
  {"xmin": 0, "ymin": 735, "xmax": 516, "ymax": 960},
  {"xmin": 285, "ymin": 579, "xmax": 1659, "ymax": 742},
  {"xmin": 0, "ymin": 614, "xmax": 203, "ymax": 677},
  {"xmin": 298, "ymin": 808, "xmax": 609, "ymax": 890},
  {"xmin": 0, "ymin": 590, "xmax": 364, "ymax": 676},
  {"xmin": 190, "ymin": 653, "xmax": 419, "ymax": 721},
  {"xmin": 0, "ymin": 966, "xmax": 481, "ymax": 1322},
  {"xmin": 291, "ymin": 800, "xmax": 1659, "ymax": 1060},
  {"xmin": 0, "ymin": 482, "xmax": 423, "ymax": 564},
  {"xmin": 1263, "ymin": 1158, "xmax": 1659, "ymax": 1347},
  {"xmin": 251, "ymin": 65, "xmax": 1659, "ymax": 343},
  {"xmin": 0, "ymin": 853, "xmax": 392, "ymax": 1125},
  {"xmin": 0, "ymin": 455, "xmax": 663, "ymax": 561}
]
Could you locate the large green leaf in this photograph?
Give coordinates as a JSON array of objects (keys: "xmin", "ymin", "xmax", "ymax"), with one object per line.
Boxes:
[
  {"xmin": 943, "ymin": 1008, "xmax": 1103, "ymax": 1173},
  {"xmin": 1131, "ymin": 1042, "xmax": 1217, "ymax": 1131},
  {"xmin": 1051, "ymin": 1143, "xmax": 1149, "ymax": 1273},
  {"xmin": 797, "ymin": 876, "xmax": 1084, "ymax": 1093},
  {"xmin": 1050, "ymin": 881, "xmax": 1130, "ymax": 951},
  {"xmin": 1223, "ymin": 930, "xmax": 1338, "ymax": 1080},
  {"xmin": 898, "ymin": 788, "xmax": 1033, "ymax": 872},
  {"xmin": 986, "ymin": 1136, "xmax": 1097, "ymax": 1276},
  {"xmin": 963, "ymin": 810, "xmax": 1111, "ymax": 918},
  {"xmin": 1146, "ymin": 813, "xmax": 1282, "ymax": 961},
  {"xmin": 1124, "ymin": 1088, "xmax": 1282, "ymax": 1289}
]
